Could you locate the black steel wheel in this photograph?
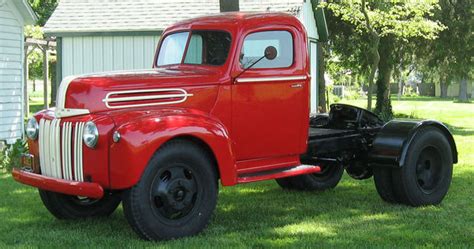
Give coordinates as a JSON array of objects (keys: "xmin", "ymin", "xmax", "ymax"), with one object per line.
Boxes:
[
  {"xmin": 122, "ymin": 139, "xmax": 218, "ymax": 241},
  {"xmin": 276, "ymin": 163, "xmax": 344, "ymax": 191},
  {"xmin": 38, "ymin": 190, "xmax": 121, "ymax": 219},
  {"xmin": 374, "ymin": 127, "xmax": 453, "ymax": 206},
  {"xmin": 151, "ymin": 164, "xmax": 198, "ymax": 220}
]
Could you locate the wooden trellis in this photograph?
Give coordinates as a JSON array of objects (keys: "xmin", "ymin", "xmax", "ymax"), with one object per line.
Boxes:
[{"xmin": 23, "ymin": 37, "xmax": 56, "ymax": 116}]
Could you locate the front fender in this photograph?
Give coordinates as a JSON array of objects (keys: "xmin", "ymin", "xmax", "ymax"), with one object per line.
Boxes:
[
  {"xmin": 108, "ymin": 110, "xmax": 236, "ymax": 189},
  {"xmin": 369, "ymin": 120, "xmax": 458, "ymax": 168}
]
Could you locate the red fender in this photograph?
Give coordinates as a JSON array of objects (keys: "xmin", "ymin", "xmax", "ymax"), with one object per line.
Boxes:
[{"xmin": 108, "ymin": 109, "xmax": 236, "ymax": 189}]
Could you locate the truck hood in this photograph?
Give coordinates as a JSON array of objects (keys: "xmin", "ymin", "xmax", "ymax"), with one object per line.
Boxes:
[{"xmin": 55, "ymin": 67, "xmax": 223, "ymax": 117}]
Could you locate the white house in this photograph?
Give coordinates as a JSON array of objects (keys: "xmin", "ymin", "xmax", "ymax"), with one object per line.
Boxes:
[
  {"xmin": 44, "ymin": 0, "xmax": 327, "ymax": 113},
  {"xmin": 0, "ymin": 0, "xmax": 36, "ymax": 143}
]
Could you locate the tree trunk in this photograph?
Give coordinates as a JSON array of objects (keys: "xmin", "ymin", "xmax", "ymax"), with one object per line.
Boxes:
[
  {"xmin": 360, "ymin": 0, "xmax": 379, "ymax": 111},
  {"xmin": 366, "ymin": 36, "xmax": 380, "ymax": 111},
  {"xmin": 439, "ymin": 75, "xmax": 448, "ymax": 98},
  {"xmin": 374, "ymin": 57, "xmax": 393, "ymax": 120},
  {"xmin": 458, "ymin": 77, "xmax": 469, "ymax": 102},
  {"xmin": 317, "ymin": 43, "xmax": 327, "ymax": 113}
]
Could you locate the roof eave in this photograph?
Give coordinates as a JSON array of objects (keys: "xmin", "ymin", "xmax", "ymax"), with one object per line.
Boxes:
[
  {"xmin": 13, "ymin": 0, "xmax": 37, "ymax": 24},
  {"xmin": 44, "ymin": 29, "xmax": 164, "ymax": 37}
]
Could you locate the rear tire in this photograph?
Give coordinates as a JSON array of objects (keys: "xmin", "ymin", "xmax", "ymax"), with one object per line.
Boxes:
[
  {"xmin": 38, "ymin": 190, "xmax": 121, "ymax": 219},
  {"xmin": 373, "ymin": 127, "xmax": 453, "ymax": 206},
  {"xmin": 373, "ymin": 168, "xmax": 399, "ymax": 203},
  {"xmin": 122, "ymin": 139, "xmax": 218, "ymax": 241},
  {"xmin": 276, "ymin": 164, "xmax": 344, "ymax": 191}
]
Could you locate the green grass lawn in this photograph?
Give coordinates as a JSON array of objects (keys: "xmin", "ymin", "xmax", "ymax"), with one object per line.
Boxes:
[{"xmin": 1, "ymin": 97, "xmax": 473, "ymax": 248}]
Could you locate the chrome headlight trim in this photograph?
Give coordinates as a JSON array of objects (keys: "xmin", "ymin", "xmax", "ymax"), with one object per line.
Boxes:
[
  {"xmin": 26, "ymin": 117, "xmax": 39, "ymax": 140},
  {"xmin": 83, "ymin": 121, "xmax": 99, "ymax": 148}
]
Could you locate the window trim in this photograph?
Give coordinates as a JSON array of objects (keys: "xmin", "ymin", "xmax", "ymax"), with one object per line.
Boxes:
[
  {"xmin": 156, "ymin": 31, "xmax": 190, "ymax": 67},
  {"xmin": 239, "ymin": 30, "xmax": 295, "ymax": 70}
]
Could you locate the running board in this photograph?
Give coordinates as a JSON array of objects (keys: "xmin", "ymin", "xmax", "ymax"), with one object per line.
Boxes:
[{"xmin": 237, "ymin": 165, "xmax": 321, "ymax": 183}]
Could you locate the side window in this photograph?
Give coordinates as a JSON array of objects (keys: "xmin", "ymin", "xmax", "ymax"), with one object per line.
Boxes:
[
  {"xmin": 240, "ymin": 30, "xmax": 293, "ymax": 69},
  {"xmin": 184, "ymin": 34, "xmax": 203, "ymax": 64},
  {"xmin": 184, "ymin": 31, "xmax": 231, "ymax": 66}
]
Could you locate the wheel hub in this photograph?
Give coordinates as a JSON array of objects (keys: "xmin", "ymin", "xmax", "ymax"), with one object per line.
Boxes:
[
  {"xmin": 151, "ymin": 165, "xmax": 198, "ymax": 219},
  {"xmin": 415, "ymin": 147, "xmax": 442, "ymax": 194}
]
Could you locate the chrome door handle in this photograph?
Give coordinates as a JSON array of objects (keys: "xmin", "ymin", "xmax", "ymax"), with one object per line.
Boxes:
[{"xmin": 291, "ymin": 83, "xmax": 302, "ymax": 88}]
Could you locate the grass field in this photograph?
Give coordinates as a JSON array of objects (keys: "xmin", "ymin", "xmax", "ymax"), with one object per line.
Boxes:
[{"xmin": 1, "ymin": 97, "xmax": 473, "ymax": 248}]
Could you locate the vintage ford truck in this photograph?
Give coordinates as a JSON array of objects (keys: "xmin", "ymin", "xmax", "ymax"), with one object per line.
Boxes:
[{"xmin": 13, "ymin": 12, "xmax": 457, "ymax": 240}]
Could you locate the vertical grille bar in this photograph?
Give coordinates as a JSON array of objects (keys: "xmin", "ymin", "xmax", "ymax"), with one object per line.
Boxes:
[
  {"xmin": 77, "ymin": 122, "xmax": 85, "ymax": 182},
  {"xmin": 53, "ymin": 119, "xmax": 62, "ymax": 178},
  {"xmin": 73, "ymin": 123, "xmax": 79, "ymax": 181},
  {"xmin": 61, "ymin": 121, "xmax": 69, "ymax": 180},
  {"xmin": 38, "ymin": 119, "xmax": 46, "ymax": 176},
  {"xmin": 43, "ymin": 119, "xmax": 51, "ymax": 177},
  {"xmin": 65, "ymin": 122, "xmax": 73, "ymax": 181}
]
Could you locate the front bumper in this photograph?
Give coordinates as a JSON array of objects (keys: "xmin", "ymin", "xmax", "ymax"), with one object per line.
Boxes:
[{"xmin": 12, "ymin": 168, "xmax": 104, "ymax": 199}]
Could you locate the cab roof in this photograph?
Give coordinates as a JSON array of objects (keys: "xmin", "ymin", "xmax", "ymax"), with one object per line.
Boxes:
[{"xmin": 165, "ymin": 12, "xmax": 303, "ymax": 33}]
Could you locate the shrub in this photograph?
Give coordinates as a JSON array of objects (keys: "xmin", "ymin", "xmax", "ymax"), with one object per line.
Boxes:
[{"xmin": 0, "ymin": 140, "xmax": 28, "ymax": 172}]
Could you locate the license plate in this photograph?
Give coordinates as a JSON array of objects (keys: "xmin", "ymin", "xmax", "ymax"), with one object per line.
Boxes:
[{"xmin": 21, "ymin": 154, "xmax": 35, "ymax": 171}]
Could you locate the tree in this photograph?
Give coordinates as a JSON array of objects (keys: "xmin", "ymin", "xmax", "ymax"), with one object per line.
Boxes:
[
  {"xmin": 27, "ymin": 0, "xmax": 58, "ymax": 26},
  {"xmin": 439, "ymin": 0, "xmax": 473, "ymax": 102},
  {"xmin": 323, "ymin": 1, "xmax": 445, "ymax": 117}
]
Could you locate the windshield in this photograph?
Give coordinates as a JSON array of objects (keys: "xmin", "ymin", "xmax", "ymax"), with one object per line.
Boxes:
[{"xmin": 157, "ymin": 31, "xmax": 231, "ymax": 66}]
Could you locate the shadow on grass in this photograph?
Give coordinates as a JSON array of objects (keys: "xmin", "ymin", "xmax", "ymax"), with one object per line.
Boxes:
[{"xmin": 1, "ymin": 169, "xmax": 473, "ymax": 248}]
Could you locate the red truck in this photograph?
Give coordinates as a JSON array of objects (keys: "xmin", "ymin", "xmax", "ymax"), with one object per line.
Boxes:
[{"xmin": 14, "ymin": 12, "xmax": 457, "ymax": 240}]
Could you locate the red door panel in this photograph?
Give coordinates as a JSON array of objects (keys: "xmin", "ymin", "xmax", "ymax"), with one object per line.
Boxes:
[{"xmin": 231, "ymin": 76, "xmax": 307, "ymax": 162}]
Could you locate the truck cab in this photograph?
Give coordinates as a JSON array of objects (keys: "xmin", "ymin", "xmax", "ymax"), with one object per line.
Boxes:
[{"xmin": 13, "ymin": 12, "xmax": 457, "ymax": 241}]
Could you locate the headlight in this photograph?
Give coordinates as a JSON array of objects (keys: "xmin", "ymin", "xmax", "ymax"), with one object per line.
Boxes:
[
  {"xmin": 26, "ymin": 117, "xmax": 39, "ymax": 140},
  {"xmin": 83, "ymin": 121, "xmax": 99, "ymax": 148}
]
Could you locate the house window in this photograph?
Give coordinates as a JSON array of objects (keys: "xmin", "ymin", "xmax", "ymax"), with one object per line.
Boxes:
[{"xmin": 240, "ymin": 30, "xmax": 293, "ymax": 69}]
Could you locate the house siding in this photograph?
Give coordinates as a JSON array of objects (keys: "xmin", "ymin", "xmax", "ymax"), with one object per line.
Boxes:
[
  {"xmin": 299, "ymin": 0, "xmax": 319, "ymax": 113},
  {"xmin": 0, "ymin": 1, "xmax": 24, "ymax": 142},
  {"xmin": 61, "ymin": 35, "xmax": 161, "ymax": 78}
]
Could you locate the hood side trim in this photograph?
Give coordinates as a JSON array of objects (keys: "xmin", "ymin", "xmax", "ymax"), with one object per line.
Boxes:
[
  {"xmin": 103, "ymin": 88, "xmax": 194, "ymax": 109},
  {"xmin": 55, "ymin": 75, "xmax": 90, "ymax": 117}
]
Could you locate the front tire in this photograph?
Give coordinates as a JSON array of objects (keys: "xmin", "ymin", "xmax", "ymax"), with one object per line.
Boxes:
[
  {"xmin": 38, "ymin": 190, "xmax": 121, "ymax": 219},
  {"xmin": 122, "ymin": 139, "xmax": 218, "ymax": 241}
]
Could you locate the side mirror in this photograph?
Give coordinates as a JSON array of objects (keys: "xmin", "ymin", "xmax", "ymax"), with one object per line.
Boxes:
[{"xmin": 264, "ymin": 46, "xmax": 277, "ymax": 60}]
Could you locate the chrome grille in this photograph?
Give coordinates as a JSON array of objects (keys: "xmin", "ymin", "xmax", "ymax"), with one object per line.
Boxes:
[{"xmin": 39, "ymin": 119, "xmax": 85, "ymax": 182}]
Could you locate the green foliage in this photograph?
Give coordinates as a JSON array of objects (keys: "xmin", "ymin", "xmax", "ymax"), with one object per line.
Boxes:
[
  {"xmin": 0, "ymin": 140, "xmax": 28, "ymax": 172},
  {"xmin": 344, "ymin": 88, "xmax": 361, "ymax": 100},
  {"xmin": 27, "ymin": 0, "xmax": 58, "ymax": 26},
  {"xmin": 24, "ymin": 26, "xmax": 45, "ymax": 80},
  {"xmin": 323, "ymin": 1, "xmax": 445, "ymax": 40},
  {"xmin": 322, "ymin": 0, "xmax": 446, "ymax": 117},
  {"xmin": 403, "ymin": 86, "xmax": 419, "ymax": 97}
]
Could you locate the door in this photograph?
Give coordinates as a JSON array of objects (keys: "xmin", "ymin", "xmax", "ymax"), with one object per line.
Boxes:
[{"xmin": 231, "ymin": 30, "xmax": 308, "ymax": 162}]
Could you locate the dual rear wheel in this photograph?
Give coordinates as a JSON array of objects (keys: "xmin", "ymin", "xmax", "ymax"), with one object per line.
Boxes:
[
  {"xmin": 373, "ymin": 127, "xmax": 453, "ymax": 206},
  {"xmin": 276, "ymin": 127, "xmax": 453, "ymax": 208}
]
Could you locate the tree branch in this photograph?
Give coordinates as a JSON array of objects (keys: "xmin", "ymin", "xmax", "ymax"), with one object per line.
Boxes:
[{"xmin": 360, "ymin": 0, "xmax": 378, "ymax": 37}]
